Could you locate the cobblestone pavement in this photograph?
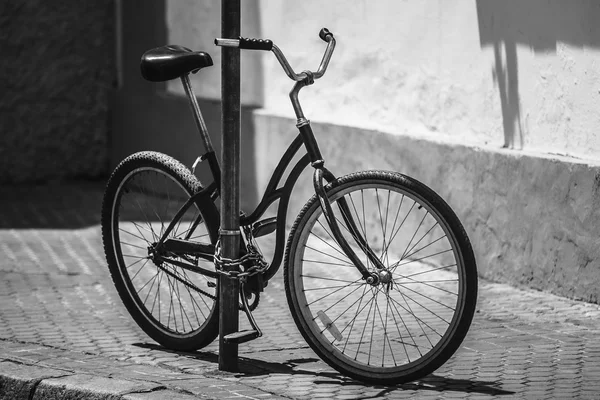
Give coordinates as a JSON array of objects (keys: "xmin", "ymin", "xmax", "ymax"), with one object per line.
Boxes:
[{"xmin": 1, "ymin": 181, "xmax": 600, "ymax": 399}]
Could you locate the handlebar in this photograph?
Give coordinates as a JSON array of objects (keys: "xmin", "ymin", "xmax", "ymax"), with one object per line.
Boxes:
[{"xmin": 214, "ymin": 28, "xmax": 336, "ymax": 82}]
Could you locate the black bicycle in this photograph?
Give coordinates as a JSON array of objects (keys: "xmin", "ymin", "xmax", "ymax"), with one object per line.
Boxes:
[{"xmin": 101, "ymin": 28, "xmax": 478, "ymax": 384}]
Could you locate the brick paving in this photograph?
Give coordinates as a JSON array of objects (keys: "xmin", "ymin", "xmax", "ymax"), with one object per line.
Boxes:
[{"xmin": 1, "ymin": 181, "xmax": 600, "ymax": 398}]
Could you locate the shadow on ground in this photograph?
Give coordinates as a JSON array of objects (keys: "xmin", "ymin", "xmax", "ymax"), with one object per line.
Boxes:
[{"xmin": 136, "ymin": 343, "xmax": 514, "ymax": 398}]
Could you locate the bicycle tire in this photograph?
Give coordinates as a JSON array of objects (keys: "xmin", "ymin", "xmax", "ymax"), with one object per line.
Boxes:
[
  {"xmin": 102, "ymin": 151, "xmax": 220, "ymax": 351},
  {"xmin": 284, "ymin": 170, "xmax": 477, "ymax": 384}
]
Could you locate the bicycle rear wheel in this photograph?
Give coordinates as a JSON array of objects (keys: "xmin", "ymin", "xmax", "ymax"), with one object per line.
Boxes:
[
  {"xmin": 102, "ymin": 151, "xmax": 220, "ymax": 351},
  {"xmin": 284, "ymin": 170, "xmax": 477, "ymax": 384}
]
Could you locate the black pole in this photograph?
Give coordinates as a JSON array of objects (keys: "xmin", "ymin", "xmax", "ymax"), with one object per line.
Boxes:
[{"xmin": 219, "ymin": 0, "xmax": 241, "ymax": 372}]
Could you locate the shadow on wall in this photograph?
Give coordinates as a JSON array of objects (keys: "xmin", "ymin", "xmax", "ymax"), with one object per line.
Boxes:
[{"xmin": 476, "ymin": 0, "xmax": 600, "ymax": 149}]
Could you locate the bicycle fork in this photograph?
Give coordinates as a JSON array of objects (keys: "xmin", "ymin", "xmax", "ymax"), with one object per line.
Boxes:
[
  {"xmin": 290, "ymin": 74, "xmax": 387, "ymax": 285},
  {"xmin": 312, "ymin": 165, "xmax": 388, "ymax": 285}
]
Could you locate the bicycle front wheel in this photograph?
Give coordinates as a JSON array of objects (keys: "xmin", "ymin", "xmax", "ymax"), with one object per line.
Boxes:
[
  {"xmin": 284, "ymin": 170, "xmax": 477, "ymax": 384},
  {"xmin": 102, "ymin": 151, "xmax": 220, "ymax": 351}
]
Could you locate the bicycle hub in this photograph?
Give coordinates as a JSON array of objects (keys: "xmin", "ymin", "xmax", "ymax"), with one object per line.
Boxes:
[{"xmin": 378, "ymin": 269, "xmax": 393, "ymax": 284}]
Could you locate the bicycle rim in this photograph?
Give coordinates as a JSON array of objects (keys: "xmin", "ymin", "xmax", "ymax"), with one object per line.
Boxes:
[{"xmin": 286, "ymin": 172, "xmax": 476, "ymax": 383}]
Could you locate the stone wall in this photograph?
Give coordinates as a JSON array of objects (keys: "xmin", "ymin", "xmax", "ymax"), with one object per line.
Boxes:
[
  {"xmin": 0, "ymin": 2, "xmax": 115, "ymax": 182},
  {"xmin": 254, "ymin": 113, "xmax": 600, "ymax": 303}
]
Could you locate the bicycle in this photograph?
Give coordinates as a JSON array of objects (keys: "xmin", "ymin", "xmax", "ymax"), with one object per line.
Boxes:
[{"xmin": 101, "ymin": 28, "xmax": 478, "ymax": 385}]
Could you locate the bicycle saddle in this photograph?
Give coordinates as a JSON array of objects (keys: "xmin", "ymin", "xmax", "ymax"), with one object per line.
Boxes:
[{"xmin": 140, "ymin": 45, "xmax": 213, "ymax": 82}]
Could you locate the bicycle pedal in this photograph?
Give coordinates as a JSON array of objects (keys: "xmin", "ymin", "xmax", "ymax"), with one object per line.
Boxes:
[
  {"xmin": 223, "ymin": 329, "xmax": 261, "ymax": 344},
  {"xmin": 252, "ymin": 217, "xmax": 277, "ymax": 238}
]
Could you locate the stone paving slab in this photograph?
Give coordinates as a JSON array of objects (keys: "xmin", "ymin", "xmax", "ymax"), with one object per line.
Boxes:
[{"xmin": 2, "ymin": 181, "xmax": 600, "ymax": 398}]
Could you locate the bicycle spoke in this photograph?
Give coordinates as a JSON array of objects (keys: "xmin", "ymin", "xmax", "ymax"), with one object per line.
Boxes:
[
  {"xmin": 401, "ymin": 262, "xmax": 457, "ymax": 278},
  {"xmin": 383, "ymin": 201, "xmax": 416, "ymax": 258},
  {"xmin": 130, "ymin": 258, "xmax": 151, "ymax": 281},
  {"xmin": 143, "ymin": 270, "xmax": 160, "ymax": 306},
  {"xmin": 402, "ymin": 221, "xmax": 439, "ymax": 261},
  {"xmin": 120, "ymin": 239, "xmax": 148, "ymax": 251},
  {"xmin": 348, "ymin": 192, "xmax": 367, "ymax": 239},
  {"xmin": 394, "ymin": 283, "xmax": 455, "ymax": 315},
  {"xmin": 374, "ymin": 290, "xmax": 397, "ymax": 367},
  {"xmin": 131, "ymin": 221, "xmax": 155, "ymax": 238},
  {"xmin": 383, "ymin": 288, "xmax": 416, "ymax": 361},
  {"xmin": 394, "ymin": 276, "xmax": 458, "ymax": 296},
  {"xmin": 304, "ymin": 282, "xmax": 364, "ymax": 291},
  {"xmin": 317, "ymin": 286, "xmax": 369, "ymax": 340},
  {"xmin": 309, "ymin": 230, "xmax": 348, "ymax": 259},
  {"xmin": 307, "ymin": 277, "xmax": 363, "ymax": 307},
  {"xmin": 144, "ymin": 173, "xmax": 166, "ymax": 237},
  {"xmin": 122, "ymin": 254, "xmax": 147, "ymax": 259},
  {"xmin": 302, "ymin": 259, "xmax": 356, "ymax": 268},
  {"xmin": 305, "ymin": 244, "xmax": 351, "ymax": 265},
  {"xmin": 367, "ymin": 290, "xmax": 378, "ymax": 364},
  {"xmin": 137, "ymin": 270, "xmax": 160, "ymax": 295},
  {"xmin": 174, "ymin": 277, "xmax": 193, "ymax": 333},
  {"xmin": 383, "ymin": 287, "xmax": 394, "ymax": 366},
  {"xmin": 125, "ymin": 256, "xmax": 148, "ymax": 270},
  {"xmin": 375, "ymin": 189, "xmax": 388, "ymax": 263},
  {"xmin": 341, "ymin": 284, "xmax": 369, "ymax": 352},
  {"xmin": 119, "ymin": 228, "xmax": 147, "ymax": 243},
  {"xmin": 388, "ymin": 286, "xmax": 452, "ymax": 327},
  {"xmin": 400, "ymin": 212, "xmax": 428, "ymax": 260},
  {"xmin": 182, "ymin": 269, "xmax": 209, "ymax": 316},
  {"xmin": 355, "ymin": 287, "xmax": 377, "ymax": 361},
  {"xmin": 309, "ymin": 279, "xmax": 365, "ymax": 311},
  {"xmin": 391, "ymin": 249, "xmax": 453, "ymax": 270},
  {"xmin": 131, "ymin": 185, "xmax": 159, "ymax": 242},
  {"xmin": 301, "ymin": 275, "xmax": 358, "ymax": 284},
  {"xmin": 166, "ymin": 273, "xmax": 176, "ymax": 331},
  {"xmin": 401, "ymin": 235, "xmax": 448, "ymax": 264},
  {"xmin": 381, "ymin": 193, "xmax": 405, "ymax": 265},
  {"xmin": 383, "ymin": 287, "xmax": 437, "ymax": 350},
  {"xmin": 315, "ymin": 219, "xmax": 342, "ymax": 250},
  {"xmin": 397, "ymin": 279, "xmax": 458, "ymax": 284}
]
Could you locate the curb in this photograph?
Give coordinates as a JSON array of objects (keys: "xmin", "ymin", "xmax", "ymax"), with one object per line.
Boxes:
[
  {"xmin": 0, "ymin": 340, "xmax": 282, "ymax": 400},
  {"xmin": 0, "ymin": 360, "xmax": 202, "ymax": 400}
]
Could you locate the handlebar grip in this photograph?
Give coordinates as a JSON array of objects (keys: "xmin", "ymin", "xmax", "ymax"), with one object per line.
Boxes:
[
  {"xmin": 319, "ymin": 28, "xmax": 333, "ymax": 42},
  {"xmin": 239, "ymin": 37, "xmax": 273, "ymax": 51}
]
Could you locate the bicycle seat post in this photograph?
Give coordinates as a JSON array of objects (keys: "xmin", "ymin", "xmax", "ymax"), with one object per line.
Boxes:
[{"xmin": 180, "ymin": 74, "xmax": 214, "ymax": 154}]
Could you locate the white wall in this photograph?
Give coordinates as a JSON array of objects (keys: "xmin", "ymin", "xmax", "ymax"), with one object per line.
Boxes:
[
  {"xmin": 166, "ymin": 0, "xmax": 600, "ymax": 161},
  {"xmin": 258, "ymin": 0, "xmax": 600, "ymax": 160}
]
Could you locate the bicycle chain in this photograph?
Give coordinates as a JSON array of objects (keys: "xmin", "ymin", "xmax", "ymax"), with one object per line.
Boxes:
[
  {"xmin": 213, "ymin": 226, "xmax": 269, "ymax": 280},
  {"xmin": 154, "ymin": 227, "xmax": 268, "ymax": 312}
]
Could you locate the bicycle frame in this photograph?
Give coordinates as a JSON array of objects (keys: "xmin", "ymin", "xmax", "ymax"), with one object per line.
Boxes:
[
  {"xmin": 155, "ymin": 32, "xmax": 386, "ymax": 287},
  {"xmin": 153, "ymin": 129, "xmax": 313, "ymax": 280}
]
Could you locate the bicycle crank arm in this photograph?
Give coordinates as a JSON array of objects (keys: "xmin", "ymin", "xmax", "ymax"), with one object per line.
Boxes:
[{"xmin": 313, "ymin": 168, "xmax": 385, "ymax": 282}]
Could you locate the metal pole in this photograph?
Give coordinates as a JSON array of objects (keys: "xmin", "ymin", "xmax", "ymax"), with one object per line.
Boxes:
[{"xmin": 219, "ymin": 0, "xmax": 241, "ymax": 372}]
